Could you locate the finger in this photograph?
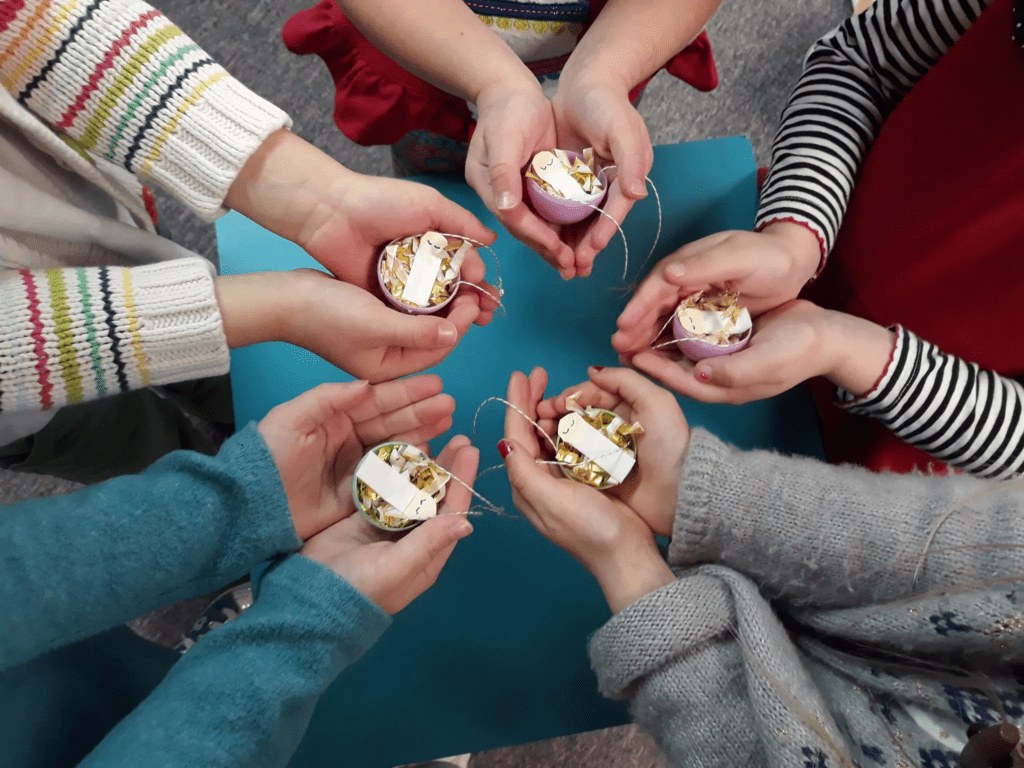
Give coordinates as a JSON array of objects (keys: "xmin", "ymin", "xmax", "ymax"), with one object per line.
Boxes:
[
  {"xmin": 348, "ymin": 375, "xmax": 444, "ymax": 424},
  {"xmin": 367, "ymin": 308, "xmax": 461, "ymax": 351},
  {"xmin": 427, "ymin": 194, "xmax": 497, "ymax": 248},
  {"xmin": 538, "ymin": 380, "xmax": 619, "ymax": 416},
  {"xmin": 499, "ymin": 437, "xmax": 566, "ymax": 522},
  {"xmin": 662, "ymin": 242, "xmax": 757, "ymax": 289},
  {"xmin": 436, "ymin": 440, "xmax": 480, "ymax": 515},
  {"xmin": 498, "ymin": 204, "xmax": 575, "ymax": 278},
  {"xmin": 388, "ymin": 513, "xmax": 474, "ymax": 589},
  {"xmin": 586, "ymin": 365, "xmax": 677, "ymax": 415},
  {"xmin": 504, "ymin": 371, "xmax": 544, "ymax": 456},
  {"xmin": 690, "ymin": 342, "xmax": 790, "ymax": 399},
  {"xmin": 354, "ymin": 393, "xmax": 456, "ymax": 445},
  {"xmin": 572, "ymin": 185, "xmax": 637, "ymax": 278},
  {"xmin": 261, "ymin": 380, "xmax": 372, "ymax": 435},
  {"xmin": 607, "ymin": 112, "xmax": 653, "ymax": 201},
  {"xmin": 629, "ymin": 350, "xmax": 745, "ymax": 405},
  {"xmin": 389, "ymin": 416, "xmax": 454, "ymax": 448}
]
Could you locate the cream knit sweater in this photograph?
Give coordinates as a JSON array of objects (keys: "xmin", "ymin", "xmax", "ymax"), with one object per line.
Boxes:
[{"xmin": 0, "ymin": 0, "xmax": 290, "ymax": 440}]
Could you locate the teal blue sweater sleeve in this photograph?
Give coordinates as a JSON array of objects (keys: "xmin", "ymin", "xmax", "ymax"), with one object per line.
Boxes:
[
  {"xmin": 0, "ymin": 422, "xmax": 301, "ymax": 671},
  {"xmin": 79, "ymin": 555, "xmax": 391, "ymax": 768}
]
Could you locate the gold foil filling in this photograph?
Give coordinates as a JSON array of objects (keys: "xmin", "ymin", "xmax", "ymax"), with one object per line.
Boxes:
[
  {"xmin": 381, "ymin": 235, "xmax": 464, "ymax": 308},
  {"xmin": 356, "ymin": 443, "xmax": 451, "ymax": 529},
  {"xmin": 557, "ymin": 403, "xmax": 641, "ymax": 489}
]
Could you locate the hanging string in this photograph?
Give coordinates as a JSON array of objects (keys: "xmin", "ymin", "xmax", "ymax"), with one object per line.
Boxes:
[
  {"xmin": 439, "ymin": 232, "xmax": 505, "ymax": 315},
  {"xmin": 595, "ymin": 167, "xmax": 663, "ymax": 283}
]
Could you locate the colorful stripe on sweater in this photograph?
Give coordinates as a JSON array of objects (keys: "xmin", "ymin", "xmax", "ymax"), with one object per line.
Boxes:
[{"xmin": 0, "ymin": 261, "xmax": 228, "ymax": 413}]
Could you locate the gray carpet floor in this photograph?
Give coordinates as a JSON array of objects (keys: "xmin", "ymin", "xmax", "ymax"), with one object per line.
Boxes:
[{"xmin": 2, "ymin": 1, "xmax": 851, "ymax": 765}]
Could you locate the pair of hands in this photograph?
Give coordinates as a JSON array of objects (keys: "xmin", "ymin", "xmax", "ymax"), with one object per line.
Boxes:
[
  {"xmin": 499, "ymin": 366, "xmax": 681, "ymax": 614},
  {"xmin": 221, "ymin": 129, "xmax": 500, "ymax": 382},
  {"xmin": 468, "ymin": 74, "xmax": 651, "ymax": 280},
  {"xmin": 611, "ymin": 222, "xmax": 892, "ymax": 404},
  {"xmin": 256, "ymin": 375, "xmax": 478, "ymax": 614}
]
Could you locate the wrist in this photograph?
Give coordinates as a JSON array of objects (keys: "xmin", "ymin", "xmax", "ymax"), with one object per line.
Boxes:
[
  {"xmin": 822, "ymin": 311, "xmax": 897, "ymax": 397},
  {"xmin": 594, "ymin": 541, "xmax": 676, "ymax": 614},
  {"xmin": 215, "ymin": 271, "xmax": 300, "ymax": 348},
  {"xmin": 761, "ymin": 221, "xmax": 823, "ymax": 284}
]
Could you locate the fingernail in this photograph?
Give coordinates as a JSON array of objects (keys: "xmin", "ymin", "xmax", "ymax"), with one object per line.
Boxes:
[
  {"xmin": 666, "ymin": 264, "xmax": 685, "ymax": 279},
  {"xmin": 497, "ymin": 439, "xmax": 513, "ymax": 458},
  {"xmin": 455, "ymin": 520, "xmax": 474, "ymax": 538},
  {"xmin": 438, "ymin": 322, "xmax": 458, "ymax": 344},
  {"xmin": 696, "ymin": 367, "xmax": 711, "ymax": 382},
  {"xmin": 591, "ymin": 365, "xmax": 604, "ymax": 372},
  {"xmin": 630, "ymin": 182, "xmax": 648, "ymax": 197},
  {"xmin": 497, "ymin": 192, "xmax": 515, "ymax": 210}
]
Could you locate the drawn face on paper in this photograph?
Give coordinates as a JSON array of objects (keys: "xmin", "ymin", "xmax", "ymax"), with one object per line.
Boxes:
[
  {"xmin": 532, "ymin": 151, "xmax": 559, "ymax": 176},
  {"xmin": 559, "ymin": 414, "xmax": 581, "ymax": 439},
  {"xmin": 420, "ymin": 231, "xmax": 448, "ymax": 256}
]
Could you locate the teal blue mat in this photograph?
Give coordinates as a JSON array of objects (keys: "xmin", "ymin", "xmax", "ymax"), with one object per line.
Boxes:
[{"xmin": 216, "ymin": 137, "xmax": 824, "ymax": 767}]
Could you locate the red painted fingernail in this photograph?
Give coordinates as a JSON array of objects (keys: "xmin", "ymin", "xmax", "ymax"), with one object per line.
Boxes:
[
  {"xmin": 592, "ymin": 365, "xmax": 604, "ymax": 372},
  {"xmin": 497, "ymin": 440, "xmax": 513, "ymax": 458},
  {"xmin": 697, "ymin": 368, "xmax": 711, "ymax": 382}
]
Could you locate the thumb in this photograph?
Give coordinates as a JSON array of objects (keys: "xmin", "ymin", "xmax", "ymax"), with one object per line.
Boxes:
[
  {"xmin": 490, "ymin": 155, "xmax": 524, "ymax": 212},
  {"xmin": 389, "ymin": 514, "xmax": 473, "ymax": 583},
  {"xmin": 371, "ymin": 309, "xmax": 460, "ymax": 350},
  {"xmin": 692, "ymin": 344, "xmax": 773, "ymax": 390},
  {"xmin": 500, "ymin": 438, "xmax": 558, "ymax": 509}
]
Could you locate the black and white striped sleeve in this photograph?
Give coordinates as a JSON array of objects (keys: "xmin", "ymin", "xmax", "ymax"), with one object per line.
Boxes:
[
  {"xmin": 836, "ymin": 326, "xmax": 1024, "ymax": 479},
  {"xmin": 755, "ymin": 0, "xmax": 989, "ymax": 260}
]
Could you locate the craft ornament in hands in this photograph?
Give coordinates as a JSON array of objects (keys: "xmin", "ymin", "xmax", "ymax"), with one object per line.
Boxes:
[
  {"xmin": 378, "ymin": 232, "xmax": 469, "ymax": 313},
  {"xmin": 556, "ymin": 392, "xmax": 642, "ymax": 489},
  {"xmin": 526, "ymin": 148, "xmax": 607, "ymax": 225},
  {"xmin": 671, "ymin": 290, "xmax": 753, "ymax": 361},
  {"xmin": 354, "ymin": 442, "xmax": 452, "ymax": 531}
]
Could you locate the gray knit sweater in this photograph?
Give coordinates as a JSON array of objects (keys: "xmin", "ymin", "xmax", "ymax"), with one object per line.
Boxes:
[{"xmin": 590, "ymin": 428, "xmax": 1024, "ymax": 768}]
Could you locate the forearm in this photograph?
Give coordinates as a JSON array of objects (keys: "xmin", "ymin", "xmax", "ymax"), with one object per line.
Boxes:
[
  {"xmin": 0, "ymin": 261, "xmax": 229, "ymax": 413},
  {"xmin": 837, "ymin": 326, "xmax": 1024, "ymax": 479},
  {"xmin": 80, "ymin": 556, "xmax": 390, "ymax": 768},
  {"xmin": 756, "ymin": 0, "xmax": 985, "ymax": 256},
  {"xmin": 671, "ymin": 428, "xmax": 1024, "ymax": 608},
  {"xmin": 561, "ymin": 0, "xmax": 722, "ymax": 92},
  {"xmin": 337, "ymin": 0, "xmax": 535, "ymax": 101},
  {"xmin": 1, "ymin": 0, "xmax": 290, "ymax": 219},
  {"xmin": 0, "ymin": 423, "xmax": 299, "ymax": 670},
  {"xmin": 820, "ymin": 310, "xmax": 896, "ymax": 398}
]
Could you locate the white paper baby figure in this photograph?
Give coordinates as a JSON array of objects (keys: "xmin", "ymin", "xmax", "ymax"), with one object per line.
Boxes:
[
  {"xmin": 531, "ymin": 151, "xmax": 591, "ymax": 201},
  {"xmin": 401, "ymin": 231, "xmax": 449, "ymax": 307}
]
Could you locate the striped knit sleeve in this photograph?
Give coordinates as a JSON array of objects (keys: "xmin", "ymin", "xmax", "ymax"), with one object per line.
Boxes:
[
  {"xmin": 755, "ymin": 0, "xmax": 988, "ymax": 261},
  {"xmin": 0, "ymin": 0, "xmax": 291, "ymax": 220},
  {"xmin": 836, "ymin": 326, "xmax": 1024, "ymax": 480},
  {"xmin": 0, "ymin": 258, "xmax": 230, "ymax": 412}
]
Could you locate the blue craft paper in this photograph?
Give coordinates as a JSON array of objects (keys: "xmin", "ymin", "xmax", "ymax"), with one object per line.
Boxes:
[{"xmin": 216, "ymin": 137, "xmax": 823, "ymax": 767}]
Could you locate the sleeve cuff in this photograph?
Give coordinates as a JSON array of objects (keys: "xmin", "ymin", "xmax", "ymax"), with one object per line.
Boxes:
[
  {"xmin": 667, "ymin": 428, "xmax": 732, "ymax": 567},
  {"xmin": 835, "ymin": 324, "xmax": 907, "ymax": 412},
  {"xmin": 130, "ymin": 259, "xmax": 231, "ymax": 387}
]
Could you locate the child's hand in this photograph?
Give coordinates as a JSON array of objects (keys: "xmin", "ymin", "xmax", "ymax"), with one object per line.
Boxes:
[
  {"xmin": 501, "ymin": 368, "xmax": 675, "ymax": 613},
  {"xmin": 536, "ymin": 367, "xmax": 687, "ymax": 538},
  {"xmin": 551, "ymin": 77, "xmax": 652, "ymax": 278},
  {"xmin": 257, "ymin": 376, "xmax": 457, "ymax": 541},
  {"xmin": 216, "ymin": 269, "xmax": 486, "ymax": 381},
  {"xmin": 629, "ymin": 299, "xmax": 895, "ymax": 405},
  {"xmin": 300, "ymin": 434, "xmax": 477, "ymax": 615},
  {"xmin": 467, "ymin": 83, "xmax": 576, "ymax": 279},
  {"xmin": 225, "ymin": 130, "xmax": 500, "ymax": 322},
  {"xmin": 612, "ymin": 224, "xmax": 822, "ymax": 356}
]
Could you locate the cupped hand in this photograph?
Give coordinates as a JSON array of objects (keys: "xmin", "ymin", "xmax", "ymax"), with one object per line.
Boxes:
[
  {"xmin": 612, "ymin": 223, "xmax": 822, "ymax": 356},
  {"xmin": 256, "ymin": 376, "xmax": 456, "ymax": 540},
  {"xmin": 226, "ymin": 129, "xmax": 499, "ymax": 322},
  {"xmin": 535, "ymin": 366, "xmax": 687, "ymax": 538},
  {"xmin": 551, "ymin": 77, "xmax": 653, "ymax": 278},
  {"xmin": 629, "ymin": 299, "xmax": 836, "ymax": 405},
  {"xmin": 300, "ymin": 435, "xmax": 478, "ymax": 614},
  {"xmin": 217, "ymin": 269, "xmax": 486, "ymax": 382},
  {"xmin": 466, "ymin": 82, "xmax": 576, "ymax": 279},
  {"xmin": 501, "ymin": 367, "xmax": 674, "ymax": 613}
]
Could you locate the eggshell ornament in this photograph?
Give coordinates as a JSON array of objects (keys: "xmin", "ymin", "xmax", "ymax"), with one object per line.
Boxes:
[
  {"xmin": 672, "ymin": 291, "xmax": 753, "ymax": 362},
  {"xmin": 555, "ymin": 395, "xmax": 642, "ymax": 489},
  {"xmin": 377, "ymin": 231, "xmax": 467, "ymax": 314},
  {"xmin": 353, "ymin": 442, "xmax": 451, "ymax": 532},
  {"xmin": 526, "ymin": 149, "xmax": 608, "ymax": 225}
]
